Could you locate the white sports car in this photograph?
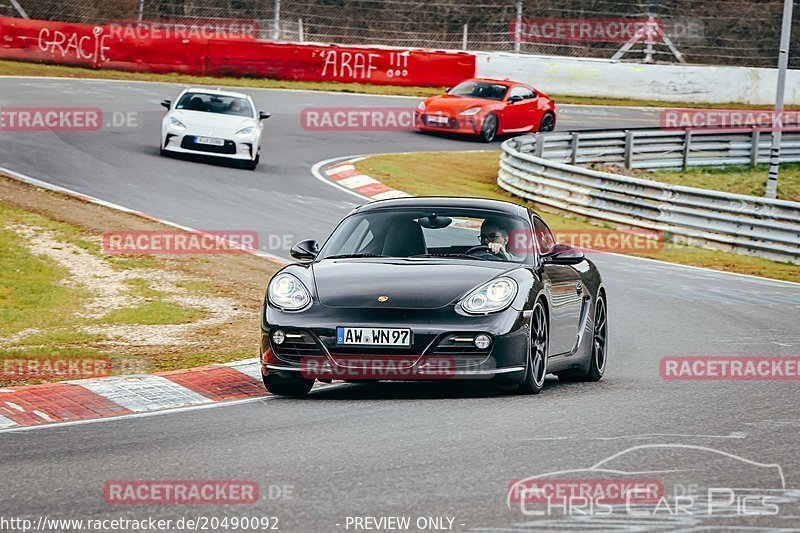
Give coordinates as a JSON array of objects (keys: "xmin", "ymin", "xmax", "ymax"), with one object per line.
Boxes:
[{"xmin": 160, "ymin": 88, "xmax": 270, "ymax": 170}]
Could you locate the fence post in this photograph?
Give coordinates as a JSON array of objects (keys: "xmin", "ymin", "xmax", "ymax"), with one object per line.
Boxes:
[
  {"xmin": 751, "ymin": 127, "xmax": 760, "ymax": 167},
  {"xmin": 571, "ymin": 132, "xmax": 580, "ymax": 164},
  {"xmin": 272, "ymin": 0, "xmax": 281, "ymax": 40},
  {"xmin": 624, "ymin": 130, "xmax": 635, "ymax": 169},
  {"xmin": 534, "ymin": 134, "xmax": 544, "ymax": 158},
  {"xmin": 514, "ymin": 0, "xmax": 523, "ymax": 53},
  {"xmin": 682, "ymin": 129, "xmax": 692, "ymax": 171},
  {"xmin": 462, "ymin": 24, "xmax": 468, "ymax": 50},
  {"xmin": 298, "ymin": 18, "xmax": 304, "ymax": 42}
]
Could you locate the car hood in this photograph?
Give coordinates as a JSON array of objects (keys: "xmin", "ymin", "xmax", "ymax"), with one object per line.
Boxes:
[
  {"xmin": 424, "ymin": 95, "xmax": 498, "ymax": 115},
  {"xmin": 169, "ymin": 110, "xmax": 256, "ymax": 132},
  {"xmin": 312, "ymin": 258, "xmax": 515, "ymax": 309}
]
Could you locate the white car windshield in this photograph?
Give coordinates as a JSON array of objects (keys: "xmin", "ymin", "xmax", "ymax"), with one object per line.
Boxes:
[{"xmin": 176, "ymin": 93, "xmax": 253, "ymax": 117}]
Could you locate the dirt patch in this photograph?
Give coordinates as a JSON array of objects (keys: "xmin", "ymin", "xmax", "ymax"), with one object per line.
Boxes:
[{"xmin": 0, "ymin": 174, "xmax": 282, "ymax": 384}]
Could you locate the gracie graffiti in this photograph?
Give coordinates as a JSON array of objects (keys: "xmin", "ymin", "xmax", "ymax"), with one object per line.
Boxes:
[{"xmin": 38, "ymin": 26, "xmax": 111, "ymax": 63}]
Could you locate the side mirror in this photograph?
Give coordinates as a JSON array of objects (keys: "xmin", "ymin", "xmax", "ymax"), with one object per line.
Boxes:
[
  {"xmin": 259, "ymin": 111, "xmax": 271, "ymax": 120},
  {"xmin": 542, "ymin": 242, "xmax": 585, "ymax": 265},
  {"xmin": 444, "ymin": 87, "xmax": 451, "ymax": 93},
  {"xmin": 508, "ymin": 95, "xmax": 524, "ymax": 104},
  {"xmin": 290, "ymin": 239, "xmax": 319, "ymax": 262},
  {"xmin": 161, "ymin": 100, "xmax": 172, "ymax": 109}
]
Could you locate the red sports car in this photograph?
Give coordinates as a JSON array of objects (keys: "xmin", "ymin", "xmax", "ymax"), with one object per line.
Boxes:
[{"xmin": 415, "ymin": 78, "xmax": 556, "ymax": 142}]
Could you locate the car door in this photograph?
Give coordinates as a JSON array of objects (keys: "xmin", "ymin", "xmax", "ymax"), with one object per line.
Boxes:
[
  {"xmin": 532, "ymin": 216, "xmax": 584, "ymax": 356},
  {"xmin": 502, "ymin": 86, "xmax": 537, "ymax": 131}
]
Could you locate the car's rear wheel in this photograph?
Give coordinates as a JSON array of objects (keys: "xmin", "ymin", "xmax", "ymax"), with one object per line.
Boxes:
[
  {"xmin": 557, "ymin": 294, "xmax": 607, "ymax": 382},
  {"xmin": 539, "ymin": 112, "xmax": 556, "ymax": 132},
  {"xmin": 517, "ymin": 300, "xmax": 548, "ymax": 394},
  {"xmin": 263, "ymin": 373, "xmax": 314, "ymax": 396},
  {"xmin": 480, "ymin": 113, "xmax": 498, "ymax": 143}
]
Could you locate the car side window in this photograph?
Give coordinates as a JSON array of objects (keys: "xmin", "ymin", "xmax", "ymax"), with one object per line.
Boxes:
[
  {"xmin": 532, "ymin": 217, "xmax": 556, "ymax": 255},
  {"xmin": 509, "ymin": 86, "xmax": 535, "ymax": 101}
]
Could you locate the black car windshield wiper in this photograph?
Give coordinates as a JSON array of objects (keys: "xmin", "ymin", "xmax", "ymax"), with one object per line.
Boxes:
[{"xmin": 324, "ymin": 253, "xmax": 384, "ymax": 259}]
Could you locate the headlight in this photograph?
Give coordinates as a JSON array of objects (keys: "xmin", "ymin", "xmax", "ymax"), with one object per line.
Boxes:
[
  {"xmin": 459, "ymin": 107, "xmax": 482, "ymax": 116},
  {"xmin": 169, "ymin": 117, "xmax": 186, "ymax": 130},
  {"xmin": 268, "ymin": 273, "xmax": 312, "ymax": 311},
  {"xmin": 235, "ymin": 127, "xmax": 255, "ymax": 137},
  {"xmin": 461, "ymin": 277, "xmax": 518, "ymax": 314},
  {"xmin": 417, "ymin": 101, "xmax": 426, "ymax": 111}
]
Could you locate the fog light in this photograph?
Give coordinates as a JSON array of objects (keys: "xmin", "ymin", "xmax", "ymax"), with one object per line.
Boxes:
[
  {"xmin": 475, "ymin": 334, "xmax": 491, "ymax": 349},
  {"xmin": 272, "ymin": 329, "xmax": 285, "ymax": 345}
]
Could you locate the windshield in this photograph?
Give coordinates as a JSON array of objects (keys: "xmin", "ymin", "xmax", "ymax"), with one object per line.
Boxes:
[
  {"xmin": 320, "ymin": 208, "xmax": 533, "ymax": 263},
  {"xmin": 449, "ymin": 81, "xmax": 508, "ymax": 101},
  {"xmin": 176, "ymin": 92, "xmax": 254, "ymax": 117}
]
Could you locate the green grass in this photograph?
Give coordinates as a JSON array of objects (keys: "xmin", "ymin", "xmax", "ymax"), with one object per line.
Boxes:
[
  {"xmin": 354, "ymin": 151, "xmax": 800, "ymax": 283},
  {"xmin": 613, "ymin": 163, "xmax": 800, "ymax": 202},
  {"xmin": 2, "ymin": 59, "xmax": 798, "ymax": 110},
  {"xmin": 99, "ymin": 300, "xmax": 205, "ymax": 325},
  {"xmin": 0, "ymin": 205, "xmax": 91, "ymax": 337}
]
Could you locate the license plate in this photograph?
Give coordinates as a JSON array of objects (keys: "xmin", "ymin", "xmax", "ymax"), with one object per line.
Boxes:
[
  {"xmin": 336, "ymin": 327, "xmax": 411, "ymax": 347},
  {"xmin": 427, "ymin": 115, "xmax": 448, "ymax": 124},
  {"xmin": 195, "ymin": 136, "xmax": 225, "ymax": 146}
]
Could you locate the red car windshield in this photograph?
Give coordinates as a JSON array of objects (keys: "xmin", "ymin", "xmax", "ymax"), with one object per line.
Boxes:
[{"xmin": 449, "ymin": 81, "xmax": 508, "ymax": 101}]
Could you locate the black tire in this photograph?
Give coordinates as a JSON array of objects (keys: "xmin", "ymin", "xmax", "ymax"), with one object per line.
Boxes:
[
  {"xmin": 262, "ymin": 373, "xmax": 314, "ymax": 397},
  {"xmin": 517, "ymin": 300, "xmax": 548, "ymax": 395},
  {"xmin": 242, "ymin": 154, "xmax": 259, "ymax": 171},
  {"xmin": 539, "ymin": 112, "xmax": 556, "ymax": 132},
  {"xmin": 480, "ymin": 113, "xmax": 499, "ymax": 143},
  {"xmin": 557, "ymin": 294, "xmax": 607, "ymax": 382}
]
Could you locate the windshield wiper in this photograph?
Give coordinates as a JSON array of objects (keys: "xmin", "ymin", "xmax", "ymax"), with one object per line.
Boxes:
[{"xmin": 324, "ymin": 253, "xmax": 384, "ymax": 259}]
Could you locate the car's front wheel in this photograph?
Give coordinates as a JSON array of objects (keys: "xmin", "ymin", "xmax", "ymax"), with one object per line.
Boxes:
[
  {"xmin": 517, "ymin": 300, "xmax": 548, "ymax": 394},
  {"xmin": 480, "ymin": 113, "xmax": 498, "ymax": 143},
  {"xmin": 263, "ymin": 373, "xmax": 314, "ymax": 396}
]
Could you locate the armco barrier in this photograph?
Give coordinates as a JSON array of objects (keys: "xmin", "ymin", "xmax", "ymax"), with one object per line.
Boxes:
[
  {"xmin": 498, "ymin": 130, "xmax": 800, "ymax": 264},
  {"xmin": 0, "ymin": 17, "xmax": 474, "ymax": 85}
]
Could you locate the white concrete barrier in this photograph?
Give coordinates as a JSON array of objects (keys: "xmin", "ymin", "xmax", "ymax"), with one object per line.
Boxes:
[{"xmin": 474, "ymin": 52, "xmax": 800, "ymax": 105}]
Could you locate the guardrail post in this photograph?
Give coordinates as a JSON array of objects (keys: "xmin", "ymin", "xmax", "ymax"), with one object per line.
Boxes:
[
  {"xmin": 534, "ymin": 134, "xmax": 544, "ymax": 158},
  {"xmin": 751, "ymin": 128, "xmax": 760, "ymax": 167},
  {"xmin": 624, "ymin": 130, "xmax": 634, "ymax": 169},
  {"xmin": 682, "ymin": 130, "xmax": 692, "ymax": 171},
  {"xmin": 571, "ymin": 133, "xmax": 580, "ymax": 164}
]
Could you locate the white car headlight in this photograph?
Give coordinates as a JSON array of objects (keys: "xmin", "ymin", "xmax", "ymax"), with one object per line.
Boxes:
[
  {"xmin": 461, "ymin": 277, "xmax": 518, "ymax": 314},
  {"xmin": 268, "ymin": 273, "xmax": 311, "ymax": 311},
  {"xmin": 459, "ymin": 107, "xmax": 482, "ymax": 116},
  {"xmin": 169, "ymin": 117, "xmax": 186, "ymax": 130},
  {"xmin": 417, "ymin": 101, "xmax": 426, "ymax": 111},
  {"xmin": 235, "ymin": 127, "xmax": 255, "ymax": 137}
]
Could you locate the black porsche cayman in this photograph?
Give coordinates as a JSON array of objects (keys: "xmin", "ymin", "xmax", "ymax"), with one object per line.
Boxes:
[{"xmin": 260, "ymin": 197, "xmax": 607, "ymax": 396}]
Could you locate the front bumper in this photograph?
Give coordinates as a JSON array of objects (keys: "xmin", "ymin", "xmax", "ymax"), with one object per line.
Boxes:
[
  {"xmin": 415, "ymin": 111, "xmax": 485, "ymax": 135},
  {"xmin": 162, "ymin": 132, "xmax": 256, "ymax": 160},
  {"xmin": 261, "ymin": 303, "xmax": 529, "ymax": 382}
]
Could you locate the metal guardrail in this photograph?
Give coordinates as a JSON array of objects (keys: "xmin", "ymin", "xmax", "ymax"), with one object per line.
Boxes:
[{"xmin": 498, "ymin": 129, "xmax": 800, "ymax": 264}]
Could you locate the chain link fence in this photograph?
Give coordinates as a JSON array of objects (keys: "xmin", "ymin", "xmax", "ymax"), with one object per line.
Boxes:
[{"xmin": 1, "ymin": 0, "xmax": 797, "ymax": 68}]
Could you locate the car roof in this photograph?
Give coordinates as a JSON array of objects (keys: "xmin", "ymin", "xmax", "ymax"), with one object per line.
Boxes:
[
  {"xmin": 466, "ymin": 77, "xmax": 523, "ymax": 86},
  {"xmin": 182, "ymin": 87, "xmax": 250, "ymax": 99},
  {"xmin": 355, "ymin": 196, "xmax": 528, "ymax": 217}
]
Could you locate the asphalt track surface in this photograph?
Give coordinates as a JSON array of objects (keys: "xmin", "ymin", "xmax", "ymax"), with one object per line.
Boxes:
[{"xmin": 1, "ymin": 77, "xmax": 800, "ymax": 532}]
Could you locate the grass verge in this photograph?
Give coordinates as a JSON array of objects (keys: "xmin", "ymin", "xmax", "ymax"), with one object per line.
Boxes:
[
  {"xmin": 0, "ymin": 174, "xmax": 281, "ymax": 386},
  {"xmin": 2, "ymin": 59, "xmax": 798, "ymax": 110},
  {"xmin": 354, "ymin": 151, "xmax": 800, "ymax": 283}
]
